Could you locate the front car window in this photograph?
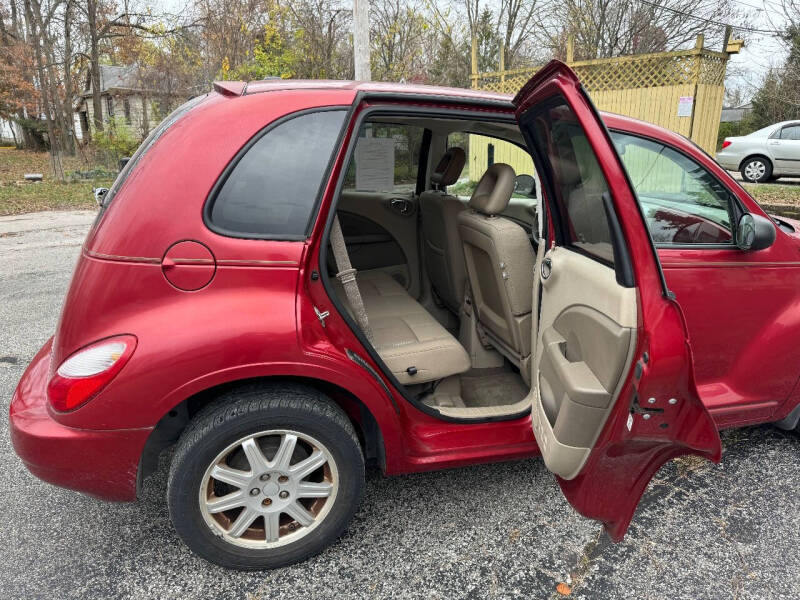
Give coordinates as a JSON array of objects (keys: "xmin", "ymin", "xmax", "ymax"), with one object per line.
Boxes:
[
  {"xmin": 612, "ymin": 131, "xmax": 735, "ymax": 245},
  {"xmin": 446, "ymin": 132, "xmax": 540, "ymax": 230},
  {"xmin": 208, "ymin": 109, "xmax": 346, "ymax": 238}
]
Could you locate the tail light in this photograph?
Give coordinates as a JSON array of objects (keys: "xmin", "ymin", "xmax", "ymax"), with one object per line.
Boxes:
[
  {"xmin": 47, "ymin": 335, "xmax": 137, "ymax": 412},
  {"xmin": 722, "ymin": 140, "xmax": 732, "ymax": 149}
]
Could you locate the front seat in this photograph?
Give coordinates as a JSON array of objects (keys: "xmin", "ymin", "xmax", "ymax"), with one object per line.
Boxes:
[
  {"xmin": 419, "ymin": 147, "xmax": 468, "ymax": 313},
  {"xmin": 458, "ymin": 163, "xmax": 535, "ymax": 369}
]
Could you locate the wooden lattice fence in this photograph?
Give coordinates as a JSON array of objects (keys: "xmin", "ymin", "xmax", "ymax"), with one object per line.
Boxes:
[{"xmin": 468, "ymin": 32, "xmax": 742, "ymax": 177}]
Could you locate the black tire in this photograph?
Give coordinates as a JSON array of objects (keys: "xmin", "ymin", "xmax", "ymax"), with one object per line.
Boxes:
[
  {"xmin": 167, "ymin": 383, "xmax": 364, "ymax": 570},
  {"xmin": 740, "ymin": 156, "xmax": 773, "ymax": 183}
]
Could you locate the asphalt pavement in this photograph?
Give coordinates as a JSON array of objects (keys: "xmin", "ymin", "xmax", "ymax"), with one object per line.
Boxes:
[{"xmin": 1, "ymin": 211, "xmax": 798, "ymax": 599}]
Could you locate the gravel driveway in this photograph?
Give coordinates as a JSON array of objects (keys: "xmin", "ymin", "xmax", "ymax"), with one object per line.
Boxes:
[{"xmin": 1, "ymin": 211, "xmax": 798, "ymax": 599}]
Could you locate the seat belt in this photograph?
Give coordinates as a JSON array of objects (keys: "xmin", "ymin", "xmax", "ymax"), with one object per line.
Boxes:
[{"xmin": 330, "ymin": 215, "xmax": 374, "ymax": 343}]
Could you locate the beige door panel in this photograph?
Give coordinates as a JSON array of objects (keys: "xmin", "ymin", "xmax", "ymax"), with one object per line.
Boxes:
[
  {"xmin": 339, "ymin": 191, "xmax": 420, "ymax": 297},
  {"xmin": 531, "ymin": 247, "xmax": 637, "ymax": 480}
]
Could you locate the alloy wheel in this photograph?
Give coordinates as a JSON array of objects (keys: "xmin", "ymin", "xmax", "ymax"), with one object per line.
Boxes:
[{"xmin": 198, "ymin": 429, "xmax": 338, "ymax": 549}]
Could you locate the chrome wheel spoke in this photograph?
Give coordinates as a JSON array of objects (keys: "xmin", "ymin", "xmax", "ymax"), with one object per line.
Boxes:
[
  {"xmin": 285, "ymin": 501, "xmax": 314, "ymax": 527},
  {"xmin": 210, "ymin": 464, "xmax": 250, "ymax": 489},
  {"xmin": 241, "ymin": 438, "xmax": 269, "ymax": 473},
  {"xmin": 290, "ymin": 450, "xmax": 326, "ymax": 479},
  {"xmin": 228, "ymin": 507, "xmax": 259, "ymax": 538},
  {"xmin": 265, "ymin": 512, "xmax": 281, "ymax": 543},
  {"xmin": 270, "ymin": 433, "xmax": 298, "ymax": 470},
  {"xmin": 296, "ymin": 481, "xmax": 333, "ymax": 498},
  {"xmin": 206, "ymin": 490, "xmax": 247, "ymax": 514}
]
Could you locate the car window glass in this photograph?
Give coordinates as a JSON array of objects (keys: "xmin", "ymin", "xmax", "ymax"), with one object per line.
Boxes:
[
  {"xmin": 524, "ymin": 98, "xmax": 616, "ymax": 265},
  {"xmin": 208, "ymin": 109, "xmax": 346, "ymax": 238},
  {"xmin": 780, "ymin": 125, "xmax": 800, "ymax": 140},
  {"xmin": 342, "ymin": 123, "xmax": 425, "ymax": 193},
  {"xmin": 446, "ymin": 132, "xmax": 539, "ymax": 229},
  {"xmin": 612, "ymin": 131, "xmax": 734, "ymax": 245}
]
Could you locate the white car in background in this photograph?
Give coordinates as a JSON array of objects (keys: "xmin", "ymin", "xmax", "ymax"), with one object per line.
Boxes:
[{"xmin": 716, "ymin": 120, "xmax": 800, "ymax": 183}]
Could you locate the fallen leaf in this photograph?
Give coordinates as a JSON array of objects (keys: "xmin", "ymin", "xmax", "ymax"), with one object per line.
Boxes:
[{"xmin": 556, "ymin": 582, "xmax": 572, "ymax": 596}]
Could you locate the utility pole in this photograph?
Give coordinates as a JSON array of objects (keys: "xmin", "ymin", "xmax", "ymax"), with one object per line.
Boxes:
[{"xmin": 353, "ymin": 0, "xmax": 371, "ymax": 81}]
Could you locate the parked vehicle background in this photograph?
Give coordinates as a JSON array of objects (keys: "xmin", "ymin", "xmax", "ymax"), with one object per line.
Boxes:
[{"xmin": 717, "ymin": 120, "xmax": 800, "ymax": 182}]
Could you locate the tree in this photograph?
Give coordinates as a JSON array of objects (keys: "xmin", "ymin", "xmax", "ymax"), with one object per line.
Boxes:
[{"xmin": 539, "ymin": 0, "xmax": 740, "ymax": 60}]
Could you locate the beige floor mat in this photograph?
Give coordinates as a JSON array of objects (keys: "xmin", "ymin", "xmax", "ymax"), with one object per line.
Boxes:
[{"xmin": 459, "ymin": 370, "xmax": 528, "ymax": 408}]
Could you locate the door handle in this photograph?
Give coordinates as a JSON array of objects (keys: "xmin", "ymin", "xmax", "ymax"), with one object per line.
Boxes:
[
  {"xmin": 389, "ymin": 198, "xmax": 413, "ymax": 215},
  {"xmin": 541, "ymin": 257, "xmax": 552, "ymax": 280}
]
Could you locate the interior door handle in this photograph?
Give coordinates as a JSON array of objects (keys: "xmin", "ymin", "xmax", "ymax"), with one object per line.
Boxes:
[
  {"xmin": 541, "ymin": 257, "xmax": 552, "ymax": 280},
  {"xmin": 389, "ymin": 198, "xmax": 413, "ymax": 215}
]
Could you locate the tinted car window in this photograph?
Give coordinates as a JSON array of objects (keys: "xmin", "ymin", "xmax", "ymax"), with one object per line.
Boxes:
[
  {"xmin": 612, "ymin": 131, "xmax": 734, "ymax": 245},
  {"xmin": 525, "ymin": 98, "xmax": 615, "ymax": 265},
  {"xmin": 209, "ymin": 109, "xmax": 346, "ymax": 237}
]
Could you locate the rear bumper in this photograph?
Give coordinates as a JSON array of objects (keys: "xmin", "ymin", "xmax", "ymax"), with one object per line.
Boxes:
[
  {"xmin": 9, "ymin": 338, "xmax": 153, "ymax": 501},
  {"xmin": 714, "ymin": 152, "xmax": 740, "ymax": 171}
]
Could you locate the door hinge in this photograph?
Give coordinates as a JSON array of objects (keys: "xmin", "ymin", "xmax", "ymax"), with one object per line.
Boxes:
[
  {"xmin": 630, "ymin": 395, "xmax": 664, "ymax": 418},
  {"xmin": 314, "ymin": 306, "xmax": 330, "ymax": 328}
]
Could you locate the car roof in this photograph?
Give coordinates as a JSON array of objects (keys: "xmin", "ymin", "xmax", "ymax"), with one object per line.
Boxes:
[{"xmin": 213, "ymin": 79, "xmax": 694, "ymax": 148}]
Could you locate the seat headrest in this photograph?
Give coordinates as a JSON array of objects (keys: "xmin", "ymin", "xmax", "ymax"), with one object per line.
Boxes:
[
  {"xmin": 469, "ymin": 163, "xmax": 516, "ymax": 215},
  {"xmin": 430, "ymin": 147, "xmax": 466, "ymax": 187}
]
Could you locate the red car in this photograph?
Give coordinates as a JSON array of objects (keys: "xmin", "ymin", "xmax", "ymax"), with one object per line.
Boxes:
[{"xmin": 10, "ymin": 63, "xmax": 800, "ymax": 570}]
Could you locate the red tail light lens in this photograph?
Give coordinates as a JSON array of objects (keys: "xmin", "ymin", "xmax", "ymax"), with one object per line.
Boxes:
[
  {"xmin": 47, "ymin": 335, "xmax": 137, "ymax": 412},
  {"xmin": 722, "ymin": 140, "xmax": 732, "ymax": 149}
]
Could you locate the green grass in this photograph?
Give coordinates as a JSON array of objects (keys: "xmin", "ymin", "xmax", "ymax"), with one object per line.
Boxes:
[
  {"xmin": 0, "ymin": 180, "xmax": 112, "ymax": 215},
  {"xmin": 0, "ymin": 148, "xmax": 111, "ymax": 216},
  {"xmin": 742, "ymin": 182, "xmax": 800, "ymax": 207}
]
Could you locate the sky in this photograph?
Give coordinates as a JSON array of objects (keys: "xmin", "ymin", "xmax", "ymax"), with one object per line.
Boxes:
[{"xmin": 725, "ymin": 0, "xmax": 791, "ymax": 103}]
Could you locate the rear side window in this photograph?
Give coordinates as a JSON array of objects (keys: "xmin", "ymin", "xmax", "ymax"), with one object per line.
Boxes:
[
  {"xmin": 780, "ymin": 125, "xmax": 800, "ymax": 140},
  {"xmin": 208, "ymin": 109, "xmax": 347, "ymax": 238},
  {"xmin": 524, "ymin": 98, "xmax": 615, "ymax": 265}
]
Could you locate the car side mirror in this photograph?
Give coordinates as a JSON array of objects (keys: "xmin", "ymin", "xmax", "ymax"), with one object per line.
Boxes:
[
  {"xmin": 514, "ymin": 174, "xmax": 536, "ymax": 197},
  {"xmin": 93, "ymin": 187, "xmax": 109, "ymax": 207},
  {"xmin": 735, "ymin": 213, "xmax": 775, "ymax": 251}
]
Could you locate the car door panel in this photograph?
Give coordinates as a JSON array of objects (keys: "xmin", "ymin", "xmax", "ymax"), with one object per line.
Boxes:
[
  {"xmin": 515, "ymin": 60, "xmax": 721, "ymax": 540},
  {"xmin": 337, "ymin": 191, "xmax": 420, "ymax": 297},
  {"xmin": 533, "ymin": 246, "xmax": 637, "ymax": 479}
]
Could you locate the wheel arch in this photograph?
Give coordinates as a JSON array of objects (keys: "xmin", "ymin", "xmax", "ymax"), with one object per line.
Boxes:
[
  {"xmin": 137, "ymin": 374, "xmax": 391, "ymax": 493},
  {"xmin": 739, "ymin": 153, "xmax": 773, "ymax": 173}
]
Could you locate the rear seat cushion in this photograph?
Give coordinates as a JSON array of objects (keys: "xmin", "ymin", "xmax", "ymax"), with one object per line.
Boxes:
[
  {"xmin": 331, "ymin": 270, "xmax": 470, "ymax": 385},
  {"xmin": 355, "ymin": 271, "xmax": 408, "ymax": 297}
]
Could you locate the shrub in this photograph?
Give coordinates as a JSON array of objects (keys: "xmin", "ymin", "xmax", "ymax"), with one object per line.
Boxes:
[{"xmin": 92, "ymin": 117, "xmax": 141, "ymax": 166}]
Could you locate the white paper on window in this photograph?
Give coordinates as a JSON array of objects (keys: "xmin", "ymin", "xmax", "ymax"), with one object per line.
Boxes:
[{"xmin": 355, "ymin": 137, "xmax": 395, "ymax": 191}]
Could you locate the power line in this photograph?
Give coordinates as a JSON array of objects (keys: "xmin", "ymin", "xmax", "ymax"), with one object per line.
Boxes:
[{"xmin": 636, "ymin": 0, "xmax": 786, "ymax": 36}]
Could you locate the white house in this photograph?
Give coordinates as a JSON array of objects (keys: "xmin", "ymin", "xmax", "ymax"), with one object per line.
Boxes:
[{"xmin": 74, "ymin": 65, "xmax": 184, "ymax": 141}]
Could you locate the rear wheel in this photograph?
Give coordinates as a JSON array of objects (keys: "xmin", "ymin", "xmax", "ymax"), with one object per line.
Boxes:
[
  {"xmin": 167, "ymin": 384, "xmax": 364, "ymax": 570},
  {"xmin": 740, "ymin": 156, "xmax": 772, "ymax": 183}
]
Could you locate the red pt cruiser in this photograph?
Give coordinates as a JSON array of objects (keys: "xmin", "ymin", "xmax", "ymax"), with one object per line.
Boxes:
[{"xmin": 10, "ymin": 63, "xmax": 800, "ymax": 570}]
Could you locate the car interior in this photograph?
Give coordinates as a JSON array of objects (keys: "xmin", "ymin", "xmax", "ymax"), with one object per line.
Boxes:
[
  {"xmin": 325, "ymin": 114, "xmax": 542, "ymax": 420},
  {"xmin": 323, "ymin": 102, "xmax": 643, "ymax": 478}
]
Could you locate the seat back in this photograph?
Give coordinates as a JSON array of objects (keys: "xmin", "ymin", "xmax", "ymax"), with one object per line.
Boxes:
[
  {"xmin": 458, "ymin": 163, "xmax": 535, "ymax": 366},
  {"xmin": 419, "ymin": 147, "xmax": 467, "ymax": 313}
]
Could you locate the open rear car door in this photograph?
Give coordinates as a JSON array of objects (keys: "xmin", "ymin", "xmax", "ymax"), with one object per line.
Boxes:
[{"xmin": 515, "ymin": 61, "xmax": 722, "ymax": 540}]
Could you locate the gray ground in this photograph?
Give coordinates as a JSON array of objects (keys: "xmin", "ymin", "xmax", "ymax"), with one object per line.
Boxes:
[{"xmin": 1, "ymin": 211, "xmax": 798, "ymax": 600}]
